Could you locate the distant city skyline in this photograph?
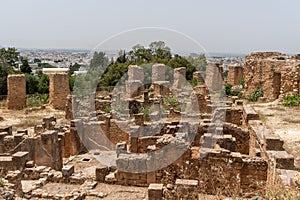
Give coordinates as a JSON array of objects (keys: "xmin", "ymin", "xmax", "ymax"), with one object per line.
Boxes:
[{"xmin": 0, "ymin": 0, "xmax": 300, "ymax": 54}]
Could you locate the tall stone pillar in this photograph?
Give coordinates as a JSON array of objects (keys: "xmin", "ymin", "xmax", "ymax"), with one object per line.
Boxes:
[
  {"xmin": 126, "ymin": 65, "xmax": 144, "ymax": 98},
  {"xmin": 173, "ymin": 67, "xmax": 186, "ymax": 90},
  {"xmin": 49, "ymin": 73, "xmax": 70, "ymax": 110},
  {"xmin": 205, "ymin": 63, "xmax": 224, "ymax": 91},
  {"xmin": 7, "ymin": 74, "xmax": 26, "ymax": 110}
]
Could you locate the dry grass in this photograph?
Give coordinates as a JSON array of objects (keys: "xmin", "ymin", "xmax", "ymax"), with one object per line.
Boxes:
[{"xmin": 262, "ymin": 181, "xmax": 300, "ymax": 200}]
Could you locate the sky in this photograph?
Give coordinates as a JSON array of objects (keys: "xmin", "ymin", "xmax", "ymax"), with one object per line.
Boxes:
[{"xmin": 0, "ymin": 0, "xmax": 300, "ymax": 54}]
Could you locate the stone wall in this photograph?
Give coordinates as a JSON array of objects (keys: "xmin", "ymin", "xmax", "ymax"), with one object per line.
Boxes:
[
  {"xmin": 49, "ymin": 73, "xmax": 70, "ymax": 109},
  {"xmin": 244, "ymin": 52, "xmax": 300, "ymax": 100},
  {"xmin": 7, "ymin": 74, "xmax": 26, "ymax": 110},
  {"xmin": 227, "ymin": 65, "xmax": 244, "ymax": 86}
]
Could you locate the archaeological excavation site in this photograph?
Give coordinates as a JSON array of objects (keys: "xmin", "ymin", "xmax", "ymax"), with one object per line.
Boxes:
[{"xmin": 0, "ymin": 52, "xmax": 300, "ymax": 200}]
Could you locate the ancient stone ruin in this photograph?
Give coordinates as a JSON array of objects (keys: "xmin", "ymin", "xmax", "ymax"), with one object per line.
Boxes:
[
  {"xmin": 227, "ymin": 64, "xmax": 244, "ymax": 86},
  {"xmin": 43, "ymin": 68, "xmax": 70, "ymax": 110},
  {"xmin": 0, "ymin": 56, "xmax": 299, "ymax": 199},
  {"xmin": 7, "ymin": 74, "xmax": 26, "ymax": 110},
  {"xmin": 244, "ymin": 52, "xmax": 300, "ymax": 100}
]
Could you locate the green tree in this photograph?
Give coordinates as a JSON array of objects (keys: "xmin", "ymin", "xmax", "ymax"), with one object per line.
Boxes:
[
  {"xmin": 0, "ymin": 48, "xmax": 20, "ymax": 95},
  {"xmin": 25, "ymin": 74, "xmax": 39, "ymax": 94},
  {"xmin": 37, "ymin": 74, "xmax": 49, "ymax": 94},
  {"xmin": 186, "ymin": 54, "xmax": 207, "ymax": 71},
  {"xmin": 167, "ymin": 54, "xmax": 195, "ymax": 80},
  {"xmin": 0, "ymin": 47, "xmax": 20, "ymax": 68},
  {"xmin": 20, "ymin": 57, "xmax": 32, "ymax": 73},
  {"xmin": 69, "ymin": 63, "xmax": 81, "ymax": 75}
]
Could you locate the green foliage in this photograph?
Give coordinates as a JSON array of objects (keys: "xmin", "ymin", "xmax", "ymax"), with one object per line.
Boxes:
[
  {"xmin": 0, "ymin": 48, "xmax": 20, "ymax": 95},
  {"xmin": 140, "ymin": 106, "xmax": 151, "ymax": 119},
  {"xmin": 38, "ymin": 63, "xmax": 56, "ymax": 68},
  {"xmin": 0, "ymin": 47, "xmax": 20, "ymax": 68},
  {"xmin": 26, "ymin": 94, "xmax": 49, "ymax": 107},
  {"xmin": 190, "ymin": 78, "xmax": 199, "ymax": 87},
  {"xmin": 37, "ymin": 74, "xmax": 49, "ymax": 94},
  {"xmin": 147, "ymin": 87, "xmax": 154, "ymax": 93},
  {"xmin": 25, "ymin": 74, "xmax": 39, "ymax": 94},
  {"xmin": 225, "ymin": 84, "xmax": 233, "ymax": 96},
  {"xmin": 103, "ymin": 105, "xmax": 112, "ymax": 113},
  {"xmin": 186, "ymin": 54, "xmax": 207, "ymax": 71},
  {"xmin": 69, "ymin": 63, "xmax": 81, "ymax": 75},
  {"xmin": 163, "ymin": 97, "xmax": 180, "ymax": 111},
  {"xmin": 248, "ymin": 88, "xmax": 263, "ymax": 102},
  {"xmin": 224, "ymin": 84, "xmax": 243, "ymax": 98},
  {"xmin": 20, "ymin": 57, "xmax": 32, "ymax": 73},
  {"xmin": 167, "ymin": 54, "xmax": 195, "ymax": 80},
  {"xmin": 69, "ymin": 75, "xmax": 76, "ymax": 92},
  {"xmin": 86, "ymin": 41, "xmax": 206, "ymax": 91},
  {"xmin": 238, "ymin": 77, "xmax": 245, "ymax": 88},
  {"xmin": 283, "ymin": 95, "xmax": 300, "ymax": 107}
]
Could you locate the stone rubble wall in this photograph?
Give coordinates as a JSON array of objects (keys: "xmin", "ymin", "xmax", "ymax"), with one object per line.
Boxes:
[{"xmin": 244, "ymin": 52, "xmax": 300, "ymax": 100}]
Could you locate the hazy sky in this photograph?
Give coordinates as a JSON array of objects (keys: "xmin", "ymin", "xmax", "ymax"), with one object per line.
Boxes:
[{"xmin": 0, "ymin": 0, "xmax": 300, "ymax": 54}]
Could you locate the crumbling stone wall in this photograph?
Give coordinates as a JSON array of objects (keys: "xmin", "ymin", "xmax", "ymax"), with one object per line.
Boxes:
[
  {"xmin": 7, "ymin": 74, "xmax": 26, "ymax": 110},
  {"xmin": 244, "ymin": 52, "xmax": 300, "ymax": 100},
  {"xmin": 227, "ymin": 65, "xmax": 244, "ymax": 86},
  {"xmin": 49, "ymin": 73, "xmax": 70, "ymax": 109}
]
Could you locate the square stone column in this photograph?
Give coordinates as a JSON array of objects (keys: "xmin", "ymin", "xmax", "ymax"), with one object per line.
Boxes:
[
  {"xmin": 7, "ymin": 74, "xmax": 26, "ymax": 110},
  {"xmin": 49, "ymin": 73, "xmax": 70, "ymax": 110}
]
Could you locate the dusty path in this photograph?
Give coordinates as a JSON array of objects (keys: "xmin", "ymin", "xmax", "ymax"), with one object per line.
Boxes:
[{"xmin": 252, "ymin": 101, "xmax": 300, "ymax": 167}]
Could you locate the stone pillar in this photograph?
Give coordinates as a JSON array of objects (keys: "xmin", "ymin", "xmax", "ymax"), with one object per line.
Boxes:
[
  {"xmin": 126, "ymin": 65, "xmax": 144, "ymax": 98},
  {"xmin": 152, "ymin": 64, "xmax": 166, "ymax": 82},
  {"xmin": 49, "ymin": 73, "xmax": 70, "ymax": 110},
  {"xmin": 173, "ymin": 67, "xmax": 186, "ymax": 90},
  {"xmin": 7, "ymin": 74, "xmax": 26, "ymax": 110},
  {"xmin": 36, "ymin": 130, "xmax": 62, "ymax": 170},
  {"xmin": 205, "ymin": 63, "xmax": 224, "ymax": 91}
]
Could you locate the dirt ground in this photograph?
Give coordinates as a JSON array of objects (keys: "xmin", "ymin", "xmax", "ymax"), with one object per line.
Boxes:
[
  {"xmin": 0, "ymin": 103, "xmax": 66, "ymax": 136},
  {"xmin": 252, "ymin": 100, "xmax": 300, "ymax": 167}
]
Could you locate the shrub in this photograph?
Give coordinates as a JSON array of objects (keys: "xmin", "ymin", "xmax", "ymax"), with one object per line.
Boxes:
[
  {"xmin": 224, "ymin": 84, "xmax": 243, "ymax": 98},
  {"xmin": 248, "ymin": 88, "xmax": 263, "ymax": 102},
  {"xmin": 190, "ymin": 78, "xmax": 199, "ymax": 87},
  {"xmin": 27, "ymin": 94, "xmax": 49, "ymax": 107},
  {"xmin": 225, "ymin": 84, "xmax": 233, "ymax": 96},
  {"xmin": 238, "ymin": 77, "xmax": 245, "ymax": 88},
  {"xmin": 283, "ymin": 95, "xmax": 300, "ymax": 107}
]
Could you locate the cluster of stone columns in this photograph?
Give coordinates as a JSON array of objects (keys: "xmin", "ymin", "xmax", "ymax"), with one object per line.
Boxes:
[
  {"xmin": 125, "ymin": 64, "xmax": 190, "ymax": 98},
  {"xmin": 7, "ymin": 69, "xmax": 70, "ymax": 110}
]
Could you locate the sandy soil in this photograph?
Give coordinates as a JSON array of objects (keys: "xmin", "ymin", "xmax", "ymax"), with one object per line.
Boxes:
[
  {"xmin": 252, "ymin": 101, "xmax": 300, "ymax": 167},
  {"xmin": 0, "ymin": 104, "xmax": 66, "ymax": 136}
]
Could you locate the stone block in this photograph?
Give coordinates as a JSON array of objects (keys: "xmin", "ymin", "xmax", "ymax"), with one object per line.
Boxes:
[
  {"xmin": 95, "ymin": 166, "xmax": 110, "ymax": 182},
  {"xmin": 62, "ymin": 165, "xmax": 74, "ymax": 177},
  {"xmin": 12, "ymin": 151, "xmax": 29, "ymax": 171},
  {"xmin": 152, "ymin": 64, "xmax": 166, "ymax": 82},
  {"xmin": 148, "ymin": 183, "xmax": 163, "ymax": 200}
]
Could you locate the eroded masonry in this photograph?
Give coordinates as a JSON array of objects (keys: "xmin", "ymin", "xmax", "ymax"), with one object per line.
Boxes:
[{"xmin": 0, "ymin": 52, "xmax": 299, "ymax": 199}]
